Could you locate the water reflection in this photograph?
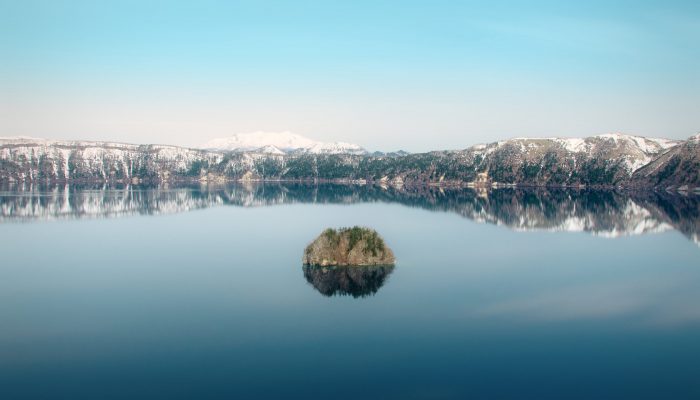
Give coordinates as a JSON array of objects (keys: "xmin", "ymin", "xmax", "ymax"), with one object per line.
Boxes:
[
  {"xmin": 302, "ymin": 265, "xmax": 395, "ymax": 298},
  {"xmin": 1, "ymin": 183, "xmax": 698, "ymax": 245}
]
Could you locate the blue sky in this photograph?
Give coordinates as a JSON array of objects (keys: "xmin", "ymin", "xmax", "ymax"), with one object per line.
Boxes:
[{"xmin": 1, "ymin": 0, "xmax": 698, "ymax": 151}]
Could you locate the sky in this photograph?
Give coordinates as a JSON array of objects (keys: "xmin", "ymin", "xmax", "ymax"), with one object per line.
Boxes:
[{"xmin": 1, "ymin": 0, "xmax": 699, "ymax": 152}]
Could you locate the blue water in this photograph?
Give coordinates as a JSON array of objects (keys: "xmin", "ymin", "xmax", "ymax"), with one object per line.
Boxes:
[{"xmin": 1, "ymin": 185, "xmax": 699, "ymax": 399}]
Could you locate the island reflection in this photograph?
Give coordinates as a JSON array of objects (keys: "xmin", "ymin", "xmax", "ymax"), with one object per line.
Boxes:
[
  {"xmin": 1, "ymin": 183, "xmax": 698, "ymax": 245},
  {"xmin": 302, "ymin": 265, "xmax": 395, "ymax": 298}
]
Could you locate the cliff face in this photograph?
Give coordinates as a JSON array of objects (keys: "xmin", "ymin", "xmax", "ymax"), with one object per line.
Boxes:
[
  {"xmin": 303, "ymin": 227, "xmax": 395, "ymax": 266},
  {"xmin": 1, "ymin": 134, "xmax": 697, "ymax": 189},
  {"xmin": 0, "ymin": 138, "xmax": 226, "ymax": 182}
]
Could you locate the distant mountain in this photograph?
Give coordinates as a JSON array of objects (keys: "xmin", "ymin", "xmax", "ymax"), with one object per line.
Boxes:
[
  {"xmin": 0, "ymin": 133, "xmax": 697, "ymax": 190},
  {"xmin": 200, "ymin": 131, "xmax": 367, "ymax": 155}
]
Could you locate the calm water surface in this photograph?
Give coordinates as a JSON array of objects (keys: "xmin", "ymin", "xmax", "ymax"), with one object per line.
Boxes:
[{"xmin": 1, "ymin": 185, "xmax": 699, "ymax": 399}]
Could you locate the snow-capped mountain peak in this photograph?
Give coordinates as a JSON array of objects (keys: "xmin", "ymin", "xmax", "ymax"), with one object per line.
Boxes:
[{"xmin": 200, "ymin": 131, "xmax": 367, "ymax": 155}]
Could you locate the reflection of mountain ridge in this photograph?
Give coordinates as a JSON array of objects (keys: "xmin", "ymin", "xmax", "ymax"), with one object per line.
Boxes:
[
  {"xmin": 1, "ymin": 183, "xmax": 698, "ymax": 245},
  {"xmin": 303, "ymin": 265, "xmax": 395, "ymax": 298}
]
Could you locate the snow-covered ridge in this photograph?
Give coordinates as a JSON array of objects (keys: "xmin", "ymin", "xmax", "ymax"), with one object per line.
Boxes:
[
  {"xmin": 0, "ymin": 136, "xmax": 214, "ymax": 153},
  {"xmin": 491, "ymin": 133, "xmax": 678, "ymax": 152},
  {"xmin": 0, "ymin": 136, "xmax": 142, "ymax": 149},
  {"xmin": 471, "ymin": 133, "xmax": 681, "ymax": 174},
  {"xmin": 1, "ymin": 133, "xmax": 694, "ymax": 188},
  {"xmin": 200, "ymin": 131, "xmax": 367, "ymax": 155},
  {"xmin": 303, "ymin": 141, "xmax": 367, "ymax": 155}
]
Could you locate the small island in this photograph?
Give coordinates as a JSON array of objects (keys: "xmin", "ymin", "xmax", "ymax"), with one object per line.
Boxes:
[{"xmin": 303, "ymin": 227, "xmax": 395, "ymax": 266}]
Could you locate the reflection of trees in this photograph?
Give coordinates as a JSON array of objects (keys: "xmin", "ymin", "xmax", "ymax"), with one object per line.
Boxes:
[
  {"xmin": 1, "ymin": 182, "xmax": 698, "ymax": 245},
  {"xmin": 302, "ymin": 265, "xmax": 395, "ymax": 298}
]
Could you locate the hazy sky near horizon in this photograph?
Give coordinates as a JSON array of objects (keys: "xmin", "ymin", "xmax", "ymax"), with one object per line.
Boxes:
[{"xmin": 1, "ymin": 0, "xmax": 699, "ymax": 152}]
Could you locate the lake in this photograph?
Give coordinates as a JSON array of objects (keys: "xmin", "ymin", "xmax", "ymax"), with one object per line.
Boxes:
[{"xmin": 1, "ymin": 184, "xmax": 699, "ymax": 399}]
